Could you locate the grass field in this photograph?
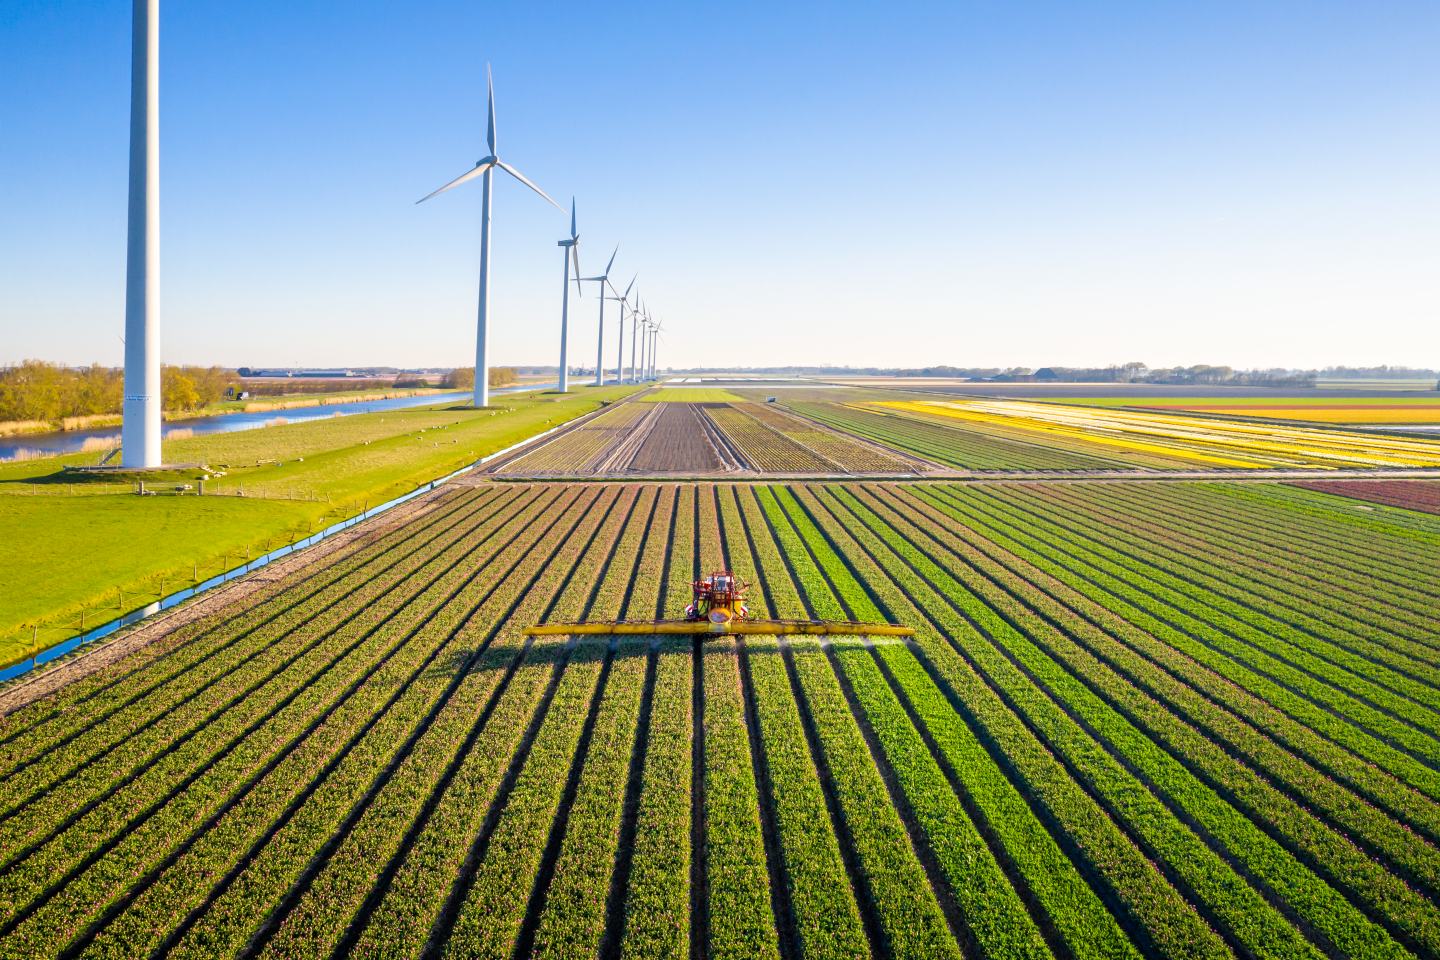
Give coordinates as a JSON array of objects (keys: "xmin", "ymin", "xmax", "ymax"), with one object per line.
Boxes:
[
  {"xmin": 2, "ymin": 478, "xmax": 1437, "ymax": 958},
  {"xmin": 0, "ymin": 386, "xmax": 637, "ymax": 665}
]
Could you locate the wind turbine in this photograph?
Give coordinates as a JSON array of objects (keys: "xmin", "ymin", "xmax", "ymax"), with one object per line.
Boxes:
[
  {"xmin": 650, "ymin": 320, "xmax": 663, "ymax": 380},
  {"xmin": 604, "ymin": 274, "xmax": 636, "ymax": 386},
  {"xmin": 418, "ymin": 66, "xmax": 561, "ymax": 409},
  {"xmin": 581, "ymin": 246, "xmax": 618, "ymax": 386},
  {"xmin": 556, "ymin": 199, "xmax": 583, "ymax": 393},
  {"xmin": 122, "ymin": 0, "xmax": 161, "ymax": 468}
]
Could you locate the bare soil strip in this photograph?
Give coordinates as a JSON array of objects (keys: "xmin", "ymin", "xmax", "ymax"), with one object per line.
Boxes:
[
  {"xmin": 693, "ymin": 406, "xmax": 749, "ymax": 472},
  {"xmin": 590, "ymin": 405, "xmax": 664, "ymax": 473}
]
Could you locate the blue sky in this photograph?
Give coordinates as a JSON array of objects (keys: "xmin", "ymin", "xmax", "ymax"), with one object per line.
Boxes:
[{"xmin": 2, "ymin": 1, "xmax": 1438, "ymax": 370}]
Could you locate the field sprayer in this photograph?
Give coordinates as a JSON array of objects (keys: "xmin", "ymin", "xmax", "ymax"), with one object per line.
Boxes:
[{"xmin": 525, "ymin": 569, "xmax": 915, "ymax": 637}]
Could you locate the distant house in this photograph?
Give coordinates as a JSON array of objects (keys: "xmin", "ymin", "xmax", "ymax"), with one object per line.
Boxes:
[{"xmin": 1033, "ymin": 368, "xmax": 1061, "ymax": 381}]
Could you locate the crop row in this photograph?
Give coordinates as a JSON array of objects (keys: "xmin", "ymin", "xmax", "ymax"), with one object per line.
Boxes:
[
  {"xmin": 704, "ymin": 406, "xmax": 834, "ymax": 472},
  {"xmin": 847, "ymin": 485, "xmax": 1429, "ymax": 953},
  {"xmin": 886, "ymin": 484, "xmax": 1440, "ymax": 862},
  {"xmin": 1055, "ymin": 482, "xmax": 1440, "ymax": 638},
  {"xmin": 302, "ymin": 486, "xmax": 641, "ymax": 960},
  {"xmin": 1126, "ymin": 482, "xmax": 1440, "ymax": 607},
  {"xmin": 976, "ymin": 485, "xmax": 1440, "ymax": 706},
  {"xmin": 1017, "ymin": 483, "xmax": 1440, "ymax": 671},
  {"xmin": 740, "ymin": 404, "xmax": 916, "ymax": 472},
  {"xmin": 253, "ymin": 489, "xmax": 646, "ymax": 960},
  {"xmin": 922, "ymin": 485, "xmax": 1440, "ymax": 774}
]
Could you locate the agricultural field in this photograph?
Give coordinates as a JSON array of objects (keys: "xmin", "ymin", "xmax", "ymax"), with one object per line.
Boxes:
[
  {"xmin": 1065, "ymin": 395, "xmax": 1440, "ymax": 426},
  {"xmin": 1289, "ymin": 478, "xmax": 1440, "ymax": 515},
  {"xmin": 874, "ymin": 398, "xmax": 1440, "ymax": 468},
  {"xmin": 638, "ymin": 388, "xmax": 748, "ymax": 403},
  {"xmin": 498, "ymin": 398, "xmax": 926, "ymax": 476},
  {"xmin": 498, "ymin": 402, "xmax": 741, "ymax": 475},
  {"xmin": 710, "ymin": 403, "xmax": 921, "ymax": 473},
  {"xmin": 789, "ymin": 400, "xmax": 1145, "ymax": 470},
  {"xmin": 2, "ymin": 477, "xmax": 1439, "ymax": 958}
]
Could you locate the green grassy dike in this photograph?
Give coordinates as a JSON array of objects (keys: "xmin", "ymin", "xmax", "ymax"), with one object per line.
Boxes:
[{"xmin": 0, "ymin": 385, "xmax": 638, "ymax": 667}]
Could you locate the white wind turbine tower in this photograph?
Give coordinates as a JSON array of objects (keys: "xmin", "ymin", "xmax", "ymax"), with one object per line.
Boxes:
[
  {"xmin": 555, "ymin": 199, "xmax": 583, "ymax": 392},
  {"xmin": 629, "ymin": 293, "xmax": 643, "ymax": 382},
  {"xmin": 649, "ymin": 320, "xmax": 662, "ymax": 380},
  {"xmin": 122, "ymin": 0, "xmax": 161, "ymax": 468},
  {"xmin": 580, "ymin": 246, "xmax": 618, "ymax": 386},
  {"xmin": 639, "ymin": 314, "xmax": 652, "ymax": 382},
  {"xmin": 418, "ymin": 66, "xmax": 561, "ymax": 409},
  {"xmin": 605, "ymin": 274, "xmax": 636, "ymax": 386}
]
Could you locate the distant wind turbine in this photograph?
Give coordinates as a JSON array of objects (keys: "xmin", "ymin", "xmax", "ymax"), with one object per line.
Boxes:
[
  {"xmin": 639, "ymin": 315, "xmax": 651, "ymax": 383},
  {"xmin": 581, "ymin": 246, "xmax": 618, "ymax": 386},
  {"xmin": 417, "ymin": 65, "xmax": 561, "ymax": 409},
  {"xmin": 605, "ymin": 274, "xmax": 636, "ymax": 386},
  {"xmin": 556, "ymin": 199, "xmax": 583, "ymax": 393}
]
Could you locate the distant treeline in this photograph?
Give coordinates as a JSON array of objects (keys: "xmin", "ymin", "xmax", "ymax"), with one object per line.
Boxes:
[
  {"xmin": 238, "ymin": 377, "xmax": 430, "ymax": 397},
  {"xmin": 0, "ymin": 360, "xmax": 236, "ymax": 424},
  {"xmin": 441, "ymin": 367, "xmax": 519, "ymax": 389},
  {"xmin": 673, "ymin": 363, "xmax": 1439, "ymax": 387},
  {"xmin": 1316, "ymin": 365, "xmax": 1440, "ymax": 379}
]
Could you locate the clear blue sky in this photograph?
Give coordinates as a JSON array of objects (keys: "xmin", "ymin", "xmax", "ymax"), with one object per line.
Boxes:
[{"xmin": 2, "ymin": 0, "xmax": 1437, "ymax": 371}]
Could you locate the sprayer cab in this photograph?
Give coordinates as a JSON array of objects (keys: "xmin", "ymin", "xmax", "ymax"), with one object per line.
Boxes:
[{"xmin": 684, "ymin": 570, "xmax": 751, "ymax": 625}]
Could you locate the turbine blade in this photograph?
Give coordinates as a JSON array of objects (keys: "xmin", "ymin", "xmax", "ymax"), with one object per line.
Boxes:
[
  {"xmin": 569, "ymin": 198, "xmax": 577, "ymax": 240},
  {"xmin": 486, "ymin": 64, "xmax": 497, "ymax": 154},
  {"xmin": 605, "ymin": 245, "xmax": 618, "ymax": 276},
  {"xmin": 416, "ymin": 159, "xmax": 495, "ymax": 204},
  {"xmin": 496, "ymin": 160, "xmax": 562, "ymax": 210},
  {"xmin": 623, "ymin": 274, "xmax": 636, "ymax": 298},
  {"xmin": 571, "ymin": 245, "xmax": 583, "ymax": 290}
]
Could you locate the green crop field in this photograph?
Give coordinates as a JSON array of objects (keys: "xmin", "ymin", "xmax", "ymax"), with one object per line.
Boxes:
[
  {"xmin": 639, "ymin": 388, "xmax": 747, "ymax": 403},
  {"xmin": 2, "ymin": 477, "xmax": 1438, "ymax": 958},
  {"xmin": 0, "ymin": 385, "xmax": 637, "ymax": 665}
]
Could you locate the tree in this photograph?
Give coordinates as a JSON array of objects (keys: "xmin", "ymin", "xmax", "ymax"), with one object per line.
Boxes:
[
  {"xmin": 162, "ymin": 369, "xmax": 201, "ymax": 412},
  {"xmin": 443, "ymin": 367, "xmax": 475, "ymax": 389}
]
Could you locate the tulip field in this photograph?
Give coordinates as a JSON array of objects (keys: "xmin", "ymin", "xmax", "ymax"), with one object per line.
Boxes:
[
  {"xmin": 1067, "ymin": 396, "xmax": 1440, "ymax": 426},
  {"xmin": 3, "ymin": 475, "xmax": 1440, "ymax": 959},
  {"xmin": 874, "ymin": 398, "xmax": 1440, "ymax": 468}
]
